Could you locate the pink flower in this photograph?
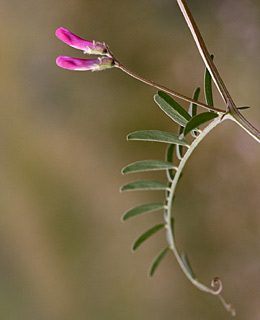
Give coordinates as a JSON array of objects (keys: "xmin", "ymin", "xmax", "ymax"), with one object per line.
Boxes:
[
  {"xmin": 55, "ymin": 28, "xmax": 116, "ymax": 72},
  {"xmin": 56, "ymin": 27, "xmax": 107, "ymax": 55},
  {"xmin": 56, "ymin": 56, "xmax": 114, "ymax": 71}
]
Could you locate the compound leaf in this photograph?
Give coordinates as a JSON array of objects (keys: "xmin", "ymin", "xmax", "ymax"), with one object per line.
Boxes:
[
  {"xmin": 122, "ymin": 202, "xmax": 165, "ymax": 221},
  {"xmin": 121, "ymin": 180, "xmax": 168, "ymax": 192},
  {"xmin": 154, "ymin": 91, "xmax": 191, "ymax": 126},
  {"xmin": 149, "ymin": 247, "xmax": 170, "ymax": 277},
  {"xmin": 132, "ymin": 223, "xmax": 165, "ymax": 251},
  {"xmin": 184, "ymin": 112, "xmax": 218, "ymax": 136},
  {"xmin": 127, "ymin": 130, "xmax": 188, "ymax": 146},
  {"xmin": 122, "ymin": 160, "xmax": 176, "ymax": 174}
]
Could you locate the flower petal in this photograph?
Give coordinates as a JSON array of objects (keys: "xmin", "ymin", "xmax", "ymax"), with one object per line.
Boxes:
[{"xmin": 56, "ymin": 56, "xmax": 99, "ymax": 70}]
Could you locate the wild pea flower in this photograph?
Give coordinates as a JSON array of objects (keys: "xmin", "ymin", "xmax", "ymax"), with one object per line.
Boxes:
[
  {"xmin": 56, "ymin": 27, "xmax": 115, "ymax": 71},
  {"xmin": 56, "ymin": 27, "xmax": 108, "ymax": 55},
  {"xmin": 56, "ymin": 56, "xmax": 114, "ymax": 71}
]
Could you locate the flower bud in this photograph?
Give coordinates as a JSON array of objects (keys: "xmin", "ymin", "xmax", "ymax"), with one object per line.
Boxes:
[
  {"xmin": 56, "ymin": 56, "xmax": 115, "ymax": 71},
  {"xmin": 55, "ymin": 27, "xmax": 107, "ymax": 55}
]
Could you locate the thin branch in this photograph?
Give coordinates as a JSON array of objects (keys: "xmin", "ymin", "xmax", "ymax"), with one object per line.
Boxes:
[
  {"xmin": 176, "ymin": 0, "xmax": 234, "ymax": 106},
  {"xmin": 114, "ymin": 61, "xmax": 225, "ymax": 113},
  {"xmin": 176, "ymin": 0, "xmax": 260, "ymax": 143}
]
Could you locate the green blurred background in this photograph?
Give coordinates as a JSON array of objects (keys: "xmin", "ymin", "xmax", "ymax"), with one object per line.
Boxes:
[{"xmin": 0, "ymin": 0, "xmax": 259, "ymax": 319}]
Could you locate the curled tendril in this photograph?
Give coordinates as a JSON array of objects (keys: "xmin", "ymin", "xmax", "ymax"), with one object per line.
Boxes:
[
  {"xmin": 218, "ymin": 295, "xmax": 236, "ymax": 317},
  {"xmin": 210, "ymin": 277, "xmax": 223, "ymax": 295},
  {"xmin": 210, "ymin": 278, "xmax": 236, "ymax": 316}
]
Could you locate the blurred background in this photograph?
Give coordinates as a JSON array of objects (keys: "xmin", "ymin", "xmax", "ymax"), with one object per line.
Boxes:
[{"xmin": 0, "ymin": 0, "xmax": 259, "ymax": 319}]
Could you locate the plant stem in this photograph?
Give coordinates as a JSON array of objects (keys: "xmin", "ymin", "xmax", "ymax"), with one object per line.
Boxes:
[
  {"xmin": 114, "ymin": 61, "xmax": 225, "ymax": 113},
  {"xmin": 228, "ymin": 108, "xmax": 260, "ymax": 143},
  {"xmin": 165, "ymin": 115, "xmax": 235, "ymax": 316},
  {"xmin": 176, "ymin": 0, "xmax": 260, "ymax": 143},
  {"xmin": 176, "ymin": 0, "xmax": 231, "ymax": 105}
]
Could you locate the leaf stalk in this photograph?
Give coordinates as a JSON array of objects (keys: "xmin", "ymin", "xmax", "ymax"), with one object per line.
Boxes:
[{"xmin": 164, "ymin": 116, "xmax": 235, "ymax": 315}]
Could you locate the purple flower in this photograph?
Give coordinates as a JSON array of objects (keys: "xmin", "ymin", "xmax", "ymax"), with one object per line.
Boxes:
[
  {"xmin": 56, "ymin": 56, "xmax": 115, "ymax": 71},
  {"xmin": 55, "ymin": 27, "xmax": 115, "ymax": 72},
  {"xmin": 56, "ymin": 27, "xmax": 107, "ymax": 55}
]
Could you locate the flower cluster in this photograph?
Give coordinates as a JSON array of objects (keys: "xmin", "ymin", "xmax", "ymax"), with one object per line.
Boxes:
[{"xmin": 56, "ymin": 27, "xmax": 115, "ymax": 71}]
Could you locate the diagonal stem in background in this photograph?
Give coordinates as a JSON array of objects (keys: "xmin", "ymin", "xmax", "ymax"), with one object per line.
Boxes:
[
  {"xmin": 176, "ymin": 0, "xmax": 232, "ymax": 106},
  {"xmin": 176, "ymin": 0, "xmax": 260, "ymax": 143}
]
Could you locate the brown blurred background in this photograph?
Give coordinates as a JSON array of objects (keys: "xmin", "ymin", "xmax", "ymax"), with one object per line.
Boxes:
[{"xmin": 0, "ymin": 0, "xmax": 259, "ymax": 319}]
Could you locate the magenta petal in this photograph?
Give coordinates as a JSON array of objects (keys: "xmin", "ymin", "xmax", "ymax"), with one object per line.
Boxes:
[
  {"xmin": 55, "ymin": 27, "xmax": 106, "ymax": 54},
  {"xmin": 56, "ymin": 27, "xmax": 93, "ymax": 50},
  {"xmin": 56, "ymin": 56, "xmax": 100, "ymax": 71}
]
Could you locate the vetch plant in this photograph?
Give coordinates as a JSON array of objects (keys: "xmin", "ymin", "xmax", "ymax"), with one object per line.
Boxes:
[{"xmin": 56, "ymin": 0, "xmax": 260, "ymax": 316}]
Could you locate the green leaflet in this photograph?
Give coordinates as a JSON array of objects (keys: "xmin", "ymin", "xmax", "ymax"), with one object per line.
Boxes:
[
  {"xmin": 184, "ymin": 112, "xmax": 218, "ymax": 137},
  {"xmin": 132, "ymin": 223, "xmax": 165, "ymax": 251},
  {"xmin": 176, "ymin": 126, "xmax": 184, "ymax": 160},
  {"xmin": 122, "ymin": 202, "xmax": 165, "ymax": 221},
  {"xmin": 122, "ymin": 160, "xmax": 176, "ymax": 174},
  {"xmin": 149, "ymin": 247, "xmax": 170, "ymax": 277},
  {"xmin": 121, "ymin": 180, "xmax": 168, "ymax": 192},
  {"xmin": 181, "ymin": 253, "xmax": 196, "ymax": 279},
  {"xmin": 189, "ymin": 87, "xmax": 200, "ymax": 117},
  {"xmin": 127, "ymin": 130, "xmax": 188, "ymax": 146},
  {"xmin": 154, "ymin": 91, "xmax": 191, "ymax": 126},
  {"xmin": 204, "ymin": 54, "xmax": 214, "ymax": 107},
  {"xmin": 189, "ymin": 87, "xmax": 201, "ymax": 138},
  {"xmin": 166, "ymin": 144, "xmax": 175, "ymax": 181},
  {"xmin": 237, "ymin": 106, "xmax": 250, "ymax": 110}
]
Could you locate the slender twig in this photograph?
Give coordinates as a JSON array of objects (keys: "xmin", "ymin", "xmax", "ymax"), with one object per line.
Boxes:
[
  {"xmin": 111, "ymin": 59, "xmax": 225, "ymax": 113},
  {"xmin": 176, "ymin": 0, "xmax": 260, "ymax": 143},
  {"xmin": 176, "ymin": 0, "xmax": 231, "ymax": 105}
]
